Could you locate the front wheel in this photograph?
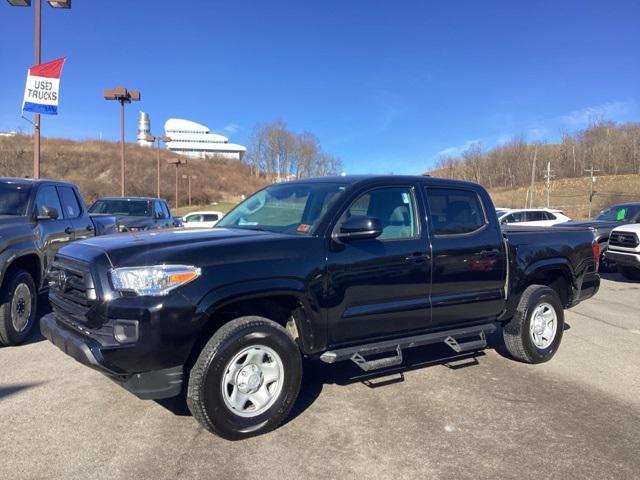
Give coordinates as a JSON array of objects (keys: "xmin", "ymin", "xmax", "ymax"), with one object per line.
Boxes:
[
  {"xmin": 503, "ymin": 284, "xmax": 564, "ymax": 364},
  {"xmin": 187, "ymin": 316, "xmax": 302, "ymax": 440},
  {"xmin": 0, "ymin": 269, "xmax": 38, "ymax": 347}
]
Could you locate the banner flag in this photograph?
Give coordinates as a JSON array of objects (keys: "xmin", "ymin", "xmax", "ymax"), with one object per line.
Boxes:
[{"xmin": 22, "ymin": 57, "xmax": 66, "ymax": 115}]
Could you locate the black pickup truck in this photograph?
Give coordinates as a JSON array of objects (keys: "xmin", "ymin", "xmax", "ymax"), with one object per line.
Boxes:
[
  {"xmin": 88, "ymin": 196, "xmax": 181, "ymax": 232},
  {"xmin": 41, "ymin": 175, "xmax": 600, "ymax": 439},
  {"xmin": 0, "ymin": 178, "xmax": 116, "ymax": 346}
]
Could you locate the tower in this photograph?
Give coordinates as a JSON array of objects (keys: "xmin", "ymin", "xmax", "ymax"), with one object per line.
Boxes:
[{"xmin": 137, "ymin": 111, "xmax": 153, "ymax": 147}]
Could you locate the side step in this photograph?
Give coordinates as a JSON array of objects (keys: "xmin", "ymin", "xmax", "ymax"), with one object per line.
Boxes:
[{"xmin": 320, "ymin": 323, "xmax": 495, "ymax": 372}]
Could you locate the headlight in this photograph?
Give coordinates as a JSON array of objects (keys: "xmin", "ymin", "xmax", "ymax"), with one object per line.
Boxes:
[{"xmin": 110, "ymin": 265, "xmax": 201, "ymax": 296}]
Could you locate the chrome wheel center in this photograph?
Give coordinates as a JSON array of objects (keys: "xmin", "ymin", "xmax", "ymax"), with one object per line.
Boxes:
[
  {"xmin": 529, "ymin": 302, "xmax": 557, "ymax": 349},
  {"xmin": 236, "ymin": 364, "xmax": 264, "ymax": 394},
  {"xmin": 221, "ymin": 345, "xmax": 284, "ymax": 418}
]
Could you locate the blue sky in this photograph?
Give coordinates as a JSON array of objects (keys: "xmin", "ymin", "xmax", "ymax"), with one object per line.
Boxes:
[{"xmin": 1, "ymin": 0, "xmax": 639, "ymax": 174}]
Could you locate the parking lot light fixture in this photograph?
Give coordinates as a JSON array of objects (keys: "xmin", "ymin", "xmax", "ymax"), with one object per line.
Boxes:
[
  {"xmin": 104, "ymin": 87, "xmax": 141, "ymax": 196},
  {"xmin": 6, "ymin": 0, "xmax": 31, "ymax": 6},
  {"xmin": 146, "ymin": 134, "xmax": 172, "ymax": 198},
  {"xmin": 47, "ymin": 0, "xmax": 71, "ymax": 7},
  {"xmin": 167, "ymin": 158, "xmax": 187, "ymax": 210}
]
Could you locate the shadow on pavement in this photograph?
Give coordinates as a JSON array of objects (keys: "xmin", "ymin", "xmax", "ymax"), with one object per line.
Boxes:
[
  {"xmin": 156, "ymin": 326, "xmax": 528, "ymax": 427},
  {"xmin": 600, "ymin": 271, "xmax": 640, "ymax": 284},
  {"xmin": 0, "ymin": 382, "xmax": 45, "ymax": 401}
]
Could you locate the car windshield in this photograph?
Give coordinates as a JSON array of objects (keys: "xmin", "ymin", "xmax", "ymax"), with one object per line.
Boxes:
[
  {"xmin": 89, "ymin": 199, "xmax": 151, "ymax": 217},
  {"xmin": 217, "ymin": 182, "xmax": 346, "ymax": 234},
  {"xmin": 595, "ymin": 205, "xmax": 640, "ymax": 222},
  {"xmin": 0, "ymin": 183, "xmax": 32, "ymax": 216}
]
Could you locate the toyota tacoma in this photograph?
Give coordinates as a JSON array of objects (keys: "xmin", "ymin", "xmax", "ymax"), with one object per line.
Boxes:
[{"xmin": 41, "ymin": 175, "xmax": 600, "ymax": 439}]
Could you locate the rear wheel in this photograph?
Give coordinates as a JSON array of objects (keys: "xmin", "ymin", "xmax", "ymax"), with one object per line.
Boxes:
[
  {"xmin": 187, "ymin": 316, "xmax": 302, "ymax": 440},
  {"xmin": 619, "ymin": 266, "xmax": 640, "ymax": 281},
  {"xmin": 0, "ymin": 269, "xmax": 38, "ymax": 347},
  {"xmin": 503, "ymin": 285, "xmax": 564, "ymax": 364}
]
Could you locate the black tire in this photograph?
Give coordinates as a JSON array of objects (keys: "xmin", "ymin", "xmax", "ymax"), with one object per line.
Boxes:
[
  {"xmin": 619, "ymin": 266, "xmax": 640, "ymax": 281},
  {"xmin": 503, "ymin": 284, "xmax": 564, "ymax": 364},
  {"xmin": 186, "ymin": 316, "xmax": 302, "ymax": 440},
  {"xmin": 0, "ymin": 269, "xmax": 38, "ymax": 347}
]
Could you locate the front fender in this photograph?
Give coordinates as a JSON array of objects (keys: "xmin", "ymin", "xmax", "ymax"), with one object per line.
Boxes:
[{"xmin": 195, "ymin": 277, "xmax": 324, "ymax": 354}]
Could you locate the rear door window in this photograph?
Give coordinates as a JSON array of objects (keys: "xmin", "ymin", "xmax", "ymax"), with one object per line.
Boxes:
[
  {"xmin": 57, "ymin": 186, "xmax": 82, "ymax": 219},
  {"xmin": 425, "ymin": 187, "xmax": 487, "ymax": 235}
]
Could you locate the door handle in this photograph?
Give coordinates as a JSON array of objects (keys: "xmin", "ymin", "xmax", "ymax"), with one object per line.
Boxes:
[
  {"xmin": 406, "ymin": 252, "xmax": 430, "ymax": 263},
  {"xmin": 86, "ymin": 224, "xmax": 94, "ymax": 232},
  {"xmin": 479, "ymin": 249, "xmax": 499, "ymax": 258},
  {"xmin": 64, "ymin": 227, "xmax": 73, "ymax": 235}
]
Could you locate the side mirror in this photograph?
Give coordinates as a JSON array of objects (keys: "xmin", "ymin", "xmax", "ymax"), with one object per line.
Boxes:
[
  {"xmin": 37, "ymin": 206, "xmax": 59, "ymax": 221},
  {"xmin": 335, "ymin": 216, "xmax": 382, "ymax": 241}
]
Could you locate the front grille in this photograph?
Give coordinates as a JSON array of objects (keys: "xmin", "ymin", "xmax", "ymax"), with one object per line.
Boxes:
[
  {"xmin": 48, "ymin": 256, "xmax": 96, "ymax": 323},
  {"xmin": 609, "ymin": 231, "xmax": 639, "ymax": 249}
]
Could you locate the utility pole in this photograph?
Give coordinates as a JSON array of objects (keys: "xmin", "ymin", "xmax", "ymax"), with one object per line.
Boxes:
[
  {"xmin": 182, "ymin": 174, "xmax": 197, "ymax": 206},
  {"xmin": 584, "ymin": 164, "xmax": 600, "ymax": 219},
  {"xmin": 544, "ymin": 161, "xmax": 554, "ymax": 208},
  {"xmin": 528, "ymin": 145, "xmax": 538, "ymax": 208}
]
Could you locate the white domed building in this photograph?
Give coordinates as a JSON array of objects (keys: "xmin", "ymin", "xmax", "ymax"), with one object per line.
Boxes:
[{"xmin": 164, "ymin": 118, "xmax": 246, "ymax": 160}]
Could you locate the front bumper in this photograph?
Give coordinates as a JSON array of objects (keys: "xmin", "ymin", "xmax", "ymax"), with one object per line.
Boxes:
[
  {"xmin": 605, "ymin": 250, "xmax": 640, "ymax": 268},
  {"xmin": 40, "ymin": 313, "xmax": 183, "ymax": 400}
]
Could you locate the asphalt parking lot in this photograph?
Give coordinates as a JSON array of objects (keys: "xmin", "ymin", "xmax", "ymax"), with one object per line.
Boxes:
[{"xmin": 1, "ymin": 274, "xmax": 639, "ymax": 480}]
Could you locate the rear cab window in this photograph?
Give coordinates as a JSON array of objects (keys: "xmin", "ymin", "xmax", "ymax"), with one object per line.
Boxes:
[{"xmin": 425, "ymin": 187, "xmax": 487, "ymax": 235}]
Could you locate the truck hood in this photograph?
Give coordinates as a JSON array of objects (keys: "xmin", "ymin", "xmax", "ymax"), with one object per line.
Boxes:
[
  {"xmin": 114, "ymin": 215, "xmax": 156, "ymax": 228},
  {"xmin": 0, "ymin": 216, "xmax": 33, "ymax": 253},
  {"xmin": 556, "ymin": 219, "xmax": 622, "ymax": 229},
  {"xmin": 65, "ymin": 227, "xmax": 291, "ymax": 266},
  {"xmin": 611, "ymin": 223, "xmax": 640, "ymax": 234}
]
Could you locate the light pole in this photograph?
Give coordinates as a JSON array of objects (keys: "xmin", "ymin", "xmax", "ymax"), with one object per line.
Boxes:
[
  {"xmin": 104, "ymin": 87, "xmax": 140, "ymax": 196},
  {"xmin": 145, "ymin": 134, "xmax": 171, "ymax": 198},
  {"xmin": 167, "ymin": 158, "xmax": 187, "ymax": 210},
  {"xmin": 6, "ymin": 0, "xmax": 72, "ymax": 178},
  {"xmin": 182, "ymin": 174, "xmax": 197, "ymax": 206}
]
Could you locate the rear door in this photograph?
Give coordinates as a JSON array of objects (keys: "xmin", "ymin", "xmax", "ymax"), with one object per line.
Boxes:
[
  {"xmin": 424, "ymin": 186, "xmax": 507, "ymax": 328},
  {"xmin": 326, "ymin": 183, "xmax": 431, "ymax": 345},
  {"xmin": 33, "ymin": 184, "xmax": 74, "ymax": 272},
  {"xmin": 57, "ymin": 186, "xmax": 94, "ymax": 241}
]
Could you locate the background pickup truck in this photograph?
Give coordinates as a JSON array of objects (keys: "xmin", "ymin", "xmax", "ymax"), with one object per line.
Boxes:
[
  {"xmin": 41, "ymin": 175, "xmax": 600, "ymax": 439},
  {"xmin": 88, "ymin": 196, "xmax": 181, "ymax": 232},
  {"xmin": 605, "ymin": 224, "xmax": 640, "ymax": 280},
  {"xmin": 0, "ymin": 177, "xmax": 116, "ymax": 346}
]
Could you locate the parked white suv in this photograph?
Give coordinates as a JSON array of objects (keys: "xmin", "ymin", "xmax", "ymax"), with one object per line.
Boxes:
[
  {"xmin": 182, "ymin": 211, "xmax": 225, "ymax": 228},
  {"xmin": 497, "ymin": 208, "xmax": 571, "ymax": 227},
  {"xmin": 605, "ymin": 224, "xmax": 640, "ymax": 280}
]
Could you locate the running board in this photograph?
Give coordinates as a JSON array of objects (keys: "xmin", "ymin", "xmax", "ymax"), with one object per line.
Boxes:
[
  {"xmin": 320, "ymin": 323, "xmax": 495, "ymax": 371},
  {"xmin": 444, "ymin": 331, "xmax": 487, "ymax": 353}
]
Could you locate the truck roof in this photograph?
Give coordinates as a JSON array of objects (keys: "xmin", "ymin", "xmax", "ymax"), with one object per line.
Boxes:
[
  {"xmin": 0, "ymin": 176, "xmax": 77, "ymax": 187},
  {"xmin": 283, "ymin": 174, "xmax": 482, "ymax": 188},
  {"xmin": 95, "ymin": 196, "xmax": 162, "ymax": 201}
]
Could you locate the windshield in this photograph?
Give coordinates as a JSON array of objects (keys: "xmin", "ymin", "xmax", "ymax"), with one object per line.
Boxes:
[
  {"xmin": 89, "ymin": 199, "xmax": 151, "ymax": 217},
  {"xmin": 595, "ymin": 205, "xmax": 639, "ymax": 222},
  {"xmin": 0, "ymin": 183, "xmax": 32, "ymax": 216},
  {"xmin": 217, "ymin": 183, "xmax": 346, "ymax": 234}
]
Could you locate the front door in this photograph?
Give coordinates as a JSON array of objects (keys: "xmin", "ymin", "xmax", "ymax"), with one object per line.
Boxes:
[
  {"xmin": 326, "ymin": 185, "xmax": 431, "ymax": 345},
  {"xmin": 424, "ymin": 186, "xmax": 507, "ymax": 328}
]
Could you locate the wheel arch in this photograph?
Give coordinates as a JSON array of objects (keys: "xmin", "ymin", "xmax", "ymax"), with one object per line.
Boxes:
[{"xmin": 523, "ymin": 258, "xmax": 575, "ymax": 307}]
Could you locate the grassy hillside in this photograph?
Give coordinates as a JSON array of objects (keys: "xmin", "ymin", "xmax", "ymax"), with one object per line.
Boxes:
[
  {"xmin": 486, "ymin": 174, "xmax": 640, "ymax": 219},
  {"xmin": 0, "ymin": 134, "xmax": 267, "ymax": 205}
]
